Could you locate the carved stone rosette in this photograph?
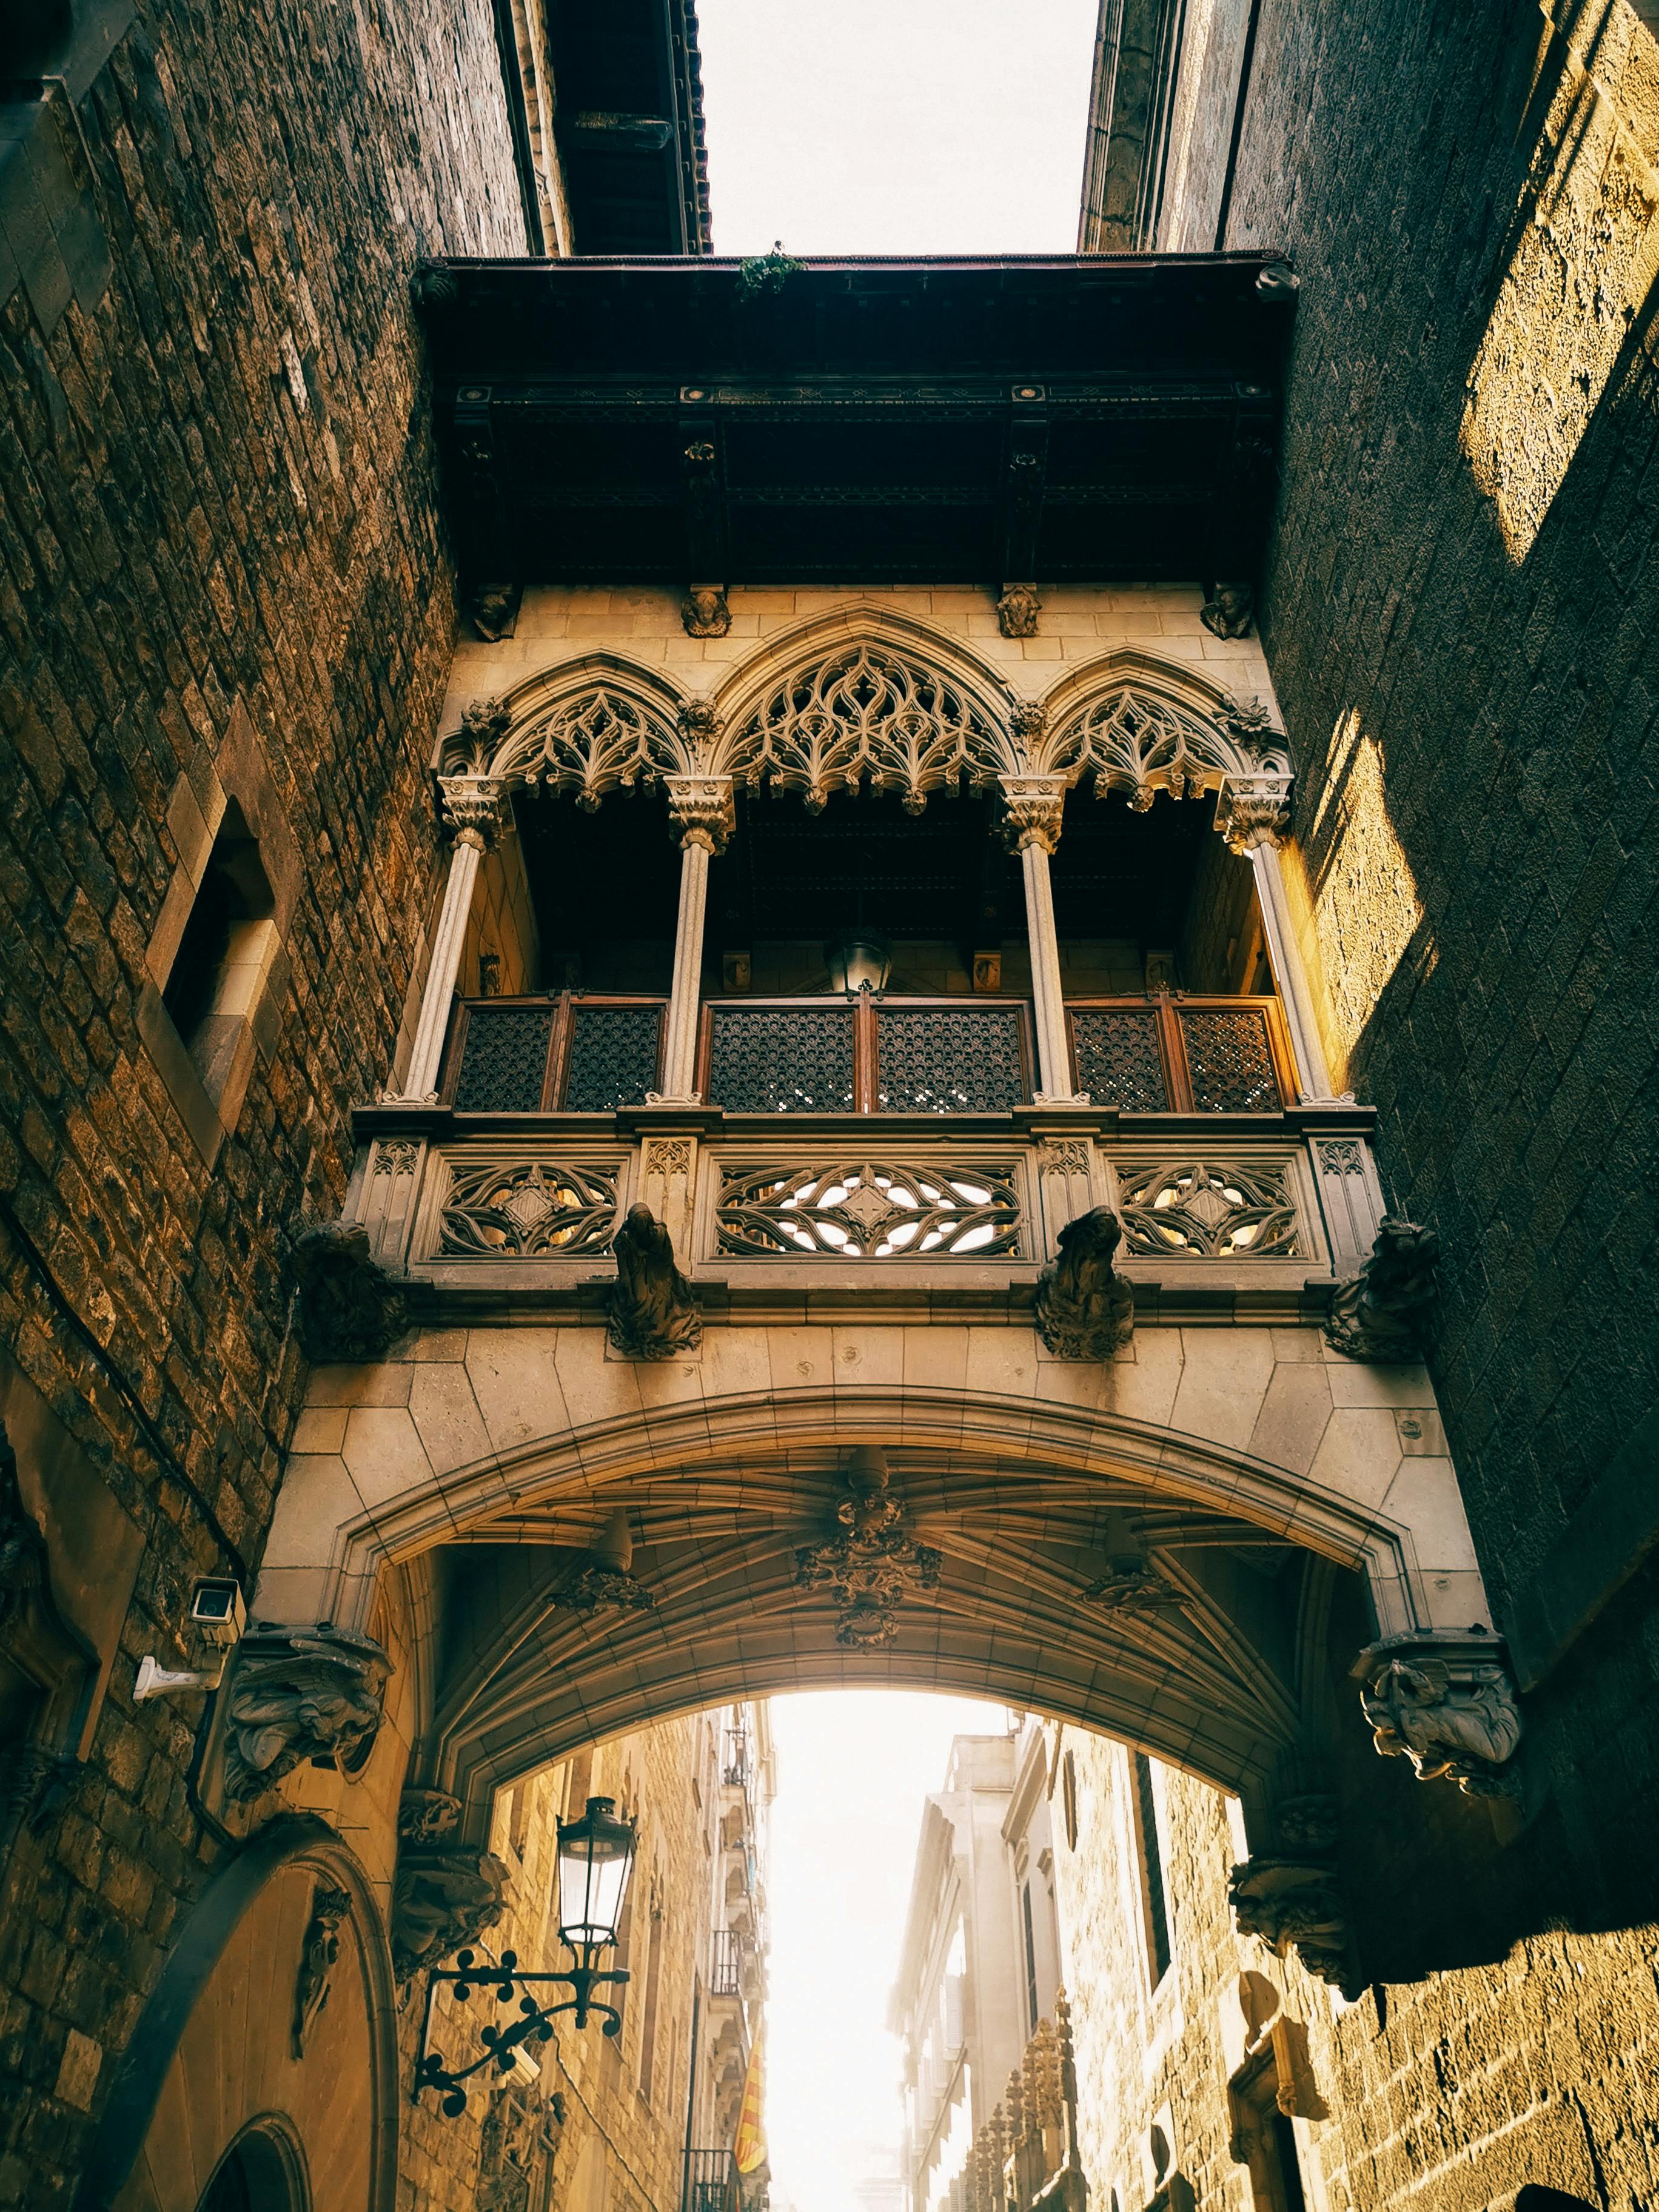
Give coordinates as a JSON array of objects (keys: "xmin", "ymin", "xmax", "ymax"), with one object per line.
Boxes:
[
  {"xmin": 794, "ymin": 1448, "xmax": 941, "ymax": 1648},
  {"xmin": 606, "ymin": 1204, "xmax": 702, "ymax": 1359},
  {"xmin": 1355, "ymin": 1631, "xmax": 1522, "ymax": 1796},
  {"xmin": 292, "ymin": 1219, "xmax": 409, "ymax": 1365},
  {"xmin": 392, "ymin": 1843, "xmax": 510, "ymax": 1981},
  {"xmin": 1033, "ymin": 1206, "xmax": 1134, "ymax": 1358},
  {"xmin": 221, "ymin": 1624, "xmax": 391, "ymax": 1804},
  {"xmin": 1325, "ymin": 1216, "xmax": 1438, "ymax": 1362}
]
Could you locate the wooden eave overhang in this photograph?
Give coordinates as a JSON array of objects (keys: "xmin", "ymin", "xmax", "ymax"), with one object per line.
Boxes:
[{"xmin": 421, "ymin": 252, "xmax": 1294, "ymax": 585}]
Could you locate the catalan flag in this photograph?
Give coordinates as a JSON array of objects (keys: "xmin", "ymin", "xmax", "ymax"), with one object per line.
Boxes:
[{"xmin": 732, "ymin": 2026, "xmax": 766, "ymax": 2175}]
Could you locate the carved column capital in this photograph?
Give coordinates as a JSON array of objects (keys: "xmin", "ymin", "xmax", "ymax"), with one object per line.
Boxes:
[
  {"xmin": 1216, "ymin": 771, "xmax": 1293, "ymax": 853},
  {"xmin": 998, "ymin": 773, "xmax": 1069, "ymax": 854},
  {"xmin": 1355, "ymin": 1631, "xmax": 1522, "ymax": 1795},
  {"xmin": 438, "ymin": 774, "xmax": 509, "ymax": 849},
  {"xmin": 665, "ymin": 772, "xmax": 736, "ymax": 855},
  {"xmin": 221, "ymin": 1624, "xmax": 391, "ymax": 1804}
]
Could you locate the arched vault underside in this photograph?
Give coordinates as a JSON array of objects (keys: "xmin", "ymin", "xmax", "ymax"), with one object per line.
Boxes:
[{"xmin": 260, "ymin": 1338, "xmax": 1490, "ymax": 1843}]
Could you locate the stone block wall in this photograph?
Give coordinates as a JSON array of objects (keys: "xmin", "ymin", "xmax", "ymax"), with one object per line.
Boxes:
[
  {"xmin": 0, "ymin": 2, "xmax": 525, "ymax": 2200},
  {"xmin": 1214, "ymin": 0, "xmax": 1659, "ymax": 1912}
]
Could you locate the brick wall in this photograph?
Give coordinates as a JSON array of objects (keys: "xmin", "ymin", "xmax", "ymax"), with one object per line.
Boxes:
[
  {"xmin": 1216, "ymin": 0, "xmax": 1659, "ymax": 1905},
  {"xmin": 0, "ymin": 1, "xmax": 525, "ymax": 2199}
]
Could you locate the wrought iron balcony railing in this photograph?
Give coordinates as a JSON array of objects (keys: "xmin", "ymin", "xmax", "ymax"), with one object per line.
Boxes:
[
  {"xmin": 710, "ymin": 1929, "xmax": 746, "ymax": 1999},
  {"xmin": 440, "ymin": 991, "xmax": 1297, "ymax": 1116}
]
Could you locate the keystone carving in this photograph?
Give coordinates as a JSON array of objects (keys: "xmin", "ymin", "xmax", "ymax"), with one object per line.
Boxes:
[
  {"xmin": 795, "ymin": 1447, "xmax": 941, "ymax": 1648},
  {"xmin": 292, "ymin": 1882, "xmax": 352, "ymax": 2057},
  {"xmin": 1201, "ymin": 583, "xmax": 1255, "ymax": 638},
  {"xmin": 682, "ymin": 585, "xmax": 731, "ymax": 638},
  {"xmin": 221, "ymin": 1624, "xmax": 391, "ymax": 1803},
  {"xmin": 1355, "ymin": 1632, "xmax": 1523, "ymax": 1796},
  {"xmin": 997, "ymin": 584, "xmax": 1042, "ymax": 638},
  {"xmin": 292, "ymin": 1219, "xmax": 408, "ymax": 1366},
  {"xmin": 392, "ymin": 1844, "xmax": 509, "ymax": 1980},
  {"xmin": 1229, "ymin": 1857, "xmax": 1351, "ymax": 1992},
  {"xmin": 1324, "ymin": 1216, "xmax": 1438, "ymax": 1362},
  {"xmin": 606, "ymin": 1204, "xmax": 703, "ymax": 1359},
  {"xmin": 1034, "ymin": 1207, "xmax": 1134, "ymax": 1358}
]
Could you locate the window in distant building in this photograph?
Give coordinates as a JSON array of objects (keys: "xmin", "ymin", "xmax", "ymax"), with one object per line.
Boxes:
[
  {"xmin": 1131, "ymin": 1752, "xmax": 1171, "ymax": 1986},
  {"xmin": 1062, "ymin": 1749, "xmax": 1079, "ymax": 1849},
  {"xmin": 1021, "ymin": 1879, "xmax": 1040, "ymax": 2031}
]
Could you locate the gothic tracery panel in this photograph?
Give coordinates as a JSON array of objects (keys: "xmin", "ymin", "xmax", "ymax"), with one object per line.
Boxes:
[
  {"xmin": 1116, "ymin": 1161, "xmax": 1301, "ymax": 1258},
  {"xmin": 717, "ymin": 1160, "xmax": 1022, "ymax": 1258}
]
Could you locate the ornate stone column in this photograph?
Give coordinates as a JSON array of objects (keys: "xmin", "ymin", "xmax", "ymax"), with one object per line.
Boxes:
[
  {"xmin": 1218, "ymin": 771, "xmax": 1338, "ymax": 1104},
  {"xmin": 397, "ymin": 777, "xmax": 506, "ymax": 1103},
  {"xmin": 1000, "ymin": 774, "xmax": 1085, "ymax": 1105},
  {"xmin": 652, "ymin": 773, "xmax": 734, "ymax": 1105}
]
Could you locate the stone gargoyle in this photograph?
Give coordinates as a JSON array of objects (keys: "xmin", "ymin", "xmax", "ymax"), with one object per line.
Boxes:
[
  {"xmin": 292, "ymin": 1219, "xmax": 408, "ymax": 1366},
  {"xmin": 1355, "ymin": 1631, "xmax": 1523, "ymax": 1797},
  {"xmin": 1034, "ymin": 1207, "xmax": 1134, "ymax": 1358},
  {"xmin": 392, "ymin": 1845, "xmax": 509, "ymax": 1981},
  {"xmin": 606, "ymin": 1203, "xmax": 702, "ymax": 1359},
  {"xmin": 1324, "ymin": 1215, "xmax": 1437, "ymax": 1362},
  {"xmin": 221, "ymin": 1623, "xmax": 390, "ymax": 1803}
]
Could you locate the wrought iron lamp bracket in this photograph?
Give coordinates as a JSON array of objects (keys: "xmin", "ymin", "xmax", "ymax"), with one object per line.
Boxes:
[{"xmin": 412, "ymin": 1946, "xmax": 631, "ymax": 2112}]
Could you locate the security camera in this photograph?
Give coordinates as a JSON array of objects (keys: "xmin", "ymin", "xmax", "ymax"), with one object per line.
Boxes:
[{"xmin": 190, "ymin": 1576, "xmax": 247, "ymax": 1648}]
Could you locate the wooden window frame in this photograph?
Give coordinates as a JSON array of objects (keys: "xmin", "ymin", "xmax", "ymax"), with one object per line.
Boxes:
[
  {"xmin": 695, "ymin": 994, "xmax": 1037, "ymax": 1114},
  {"xmin": 440, "ymin": 991, "xmax": 667, "ymax": 1110},
  {"xmin": 1064, "ymin": 994, "xmax": 1296, "ymax": 1111}
]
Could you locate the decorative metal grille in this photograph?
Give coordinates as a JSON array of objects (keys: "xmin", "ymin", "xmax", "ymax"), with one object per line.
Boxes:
[
  {"xmin": 437, "ymin": 1160, "xmax": 618, "ymax": 1256},
  {"xmin": 707, "ymin": 1007, "xmax": 856, "ymax": 1112},
  {"xmin": 1117, "ymin": 1161, "xmax": 1299, "ymax": 1258},
  {"xmin": 563, "ymin": 1005, "xmax": 663, "ymax": 1111},
  {"xmin": 718, "ymin": 1160, "xmax": 1021, "ymax": 1258},
  {"xmin": 1070, "ymin": 1010, "xmax": 1170, "ymax": 1110},
  {"xmin": 877, "ymin": 1007, "xmax": 1025, "ymax": 1112},
  {"xmin": 1179, "ymin": 1007, "xmax": 1281, "ymax": 1111},
  {"xmin": 452, "ymin": 1005, "xmax": 554, "ymax": 1112}
]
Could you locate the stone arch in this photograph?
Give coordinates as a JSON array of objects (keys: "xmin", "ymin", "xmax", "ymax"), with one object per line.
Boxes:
[
  {"xmin": 1028, "ymin": 646, "xmax": 1295, "ymax": 812},
  {"xmin": 77, "ymin": 1815, "xmax": 398, "ymax": 2212},
  {"xmin": 436, "ymin": 649, "xmax": 695, "ymax": 798},
  {"xmin": 257, "ymin": 1336, "xmax": 1490, "ymax": 1843}
]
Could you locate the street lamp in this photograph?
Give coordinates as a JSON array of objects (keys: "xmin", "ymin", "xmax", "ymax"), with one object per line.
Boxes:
[
  {"xmin": 413, "ymin": 1796, "xmax": 638, "ymax": 2114},
  {"xmin": 826, "ymin": 931, "xmax": 891, "ymax": 996}
]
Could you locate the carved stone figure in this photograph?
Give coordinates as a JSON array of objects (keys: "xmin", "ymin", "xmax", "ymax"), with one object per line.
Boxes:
[
  {"xmin": 409, "ymin": 260, "xmax": 460, "ymax": 312},
  {"xmin": 1325, "ymin": 1216, "xmax": 1438, "ymax": 1361},
  {"xmin": 606, "ymin": 1204, "xmax": 703, "ymax": 1359},
  {"xmin": 1034, "ymin": 1207, "xmax": 1134, "ymax": 1358},
  {"xmin": 682, "ymin": 585, "xmax": 731, "ymax": 638},
  {"xmin": 1228, "ymin": 1856, "xmax": 1351, "ymax": 1991},
  {"xmin": 1085, "ymin": 1552, "xmax": 1182, "ymax": 1613},
  {"xmin": 292, "ymin": 1220, "xmax": 408, "ymax": 1365},
  {"xmin": 444, "ymin": 692, "xmax": 514, "ymax": 776},
  {"xmin": 292, "ymin": 1882, "xmax": 352, "ymax": 2057},
  {"xmin": 1201, "ymin": 583, "xmax": 1255, "ymax": 637},
  {"xmin": 399, "ymin": 1788, "xmax": 462, "ymax": 1845},
  {"xmin": 467, "ymin": 582, "xmax": 521, "ymax": 641},
  {"xmin": 1355, "ymin": 1631, "xmax": 1523, "ymax": 1794},
  {"xmin": 221, "ymin": 1624, "xmax": 390, "ymax": 1803},
  {"xmin": 562, "ymin": 1560, "xmax": 655, "ymax": 1615},
  {"xmin": 392, "ymin": 1845, "xmax": 509, "ymax": 1980},
  {"xmin": 996, "ymin": 584, "xmax": 1042, "ymax": 638}
]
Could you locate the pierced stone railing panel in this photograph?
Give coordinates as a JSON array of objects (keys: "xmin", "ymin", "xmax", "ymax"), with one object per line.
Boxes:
[
  {"xmin": 1115, "ymin": 1160, "xmax": 1301, "ymax": 1258},
  {"xmin": 436, "ymin": 1159, "xmax": 621, "ymax": 1257},
  {"xmin": 717, "ymin": 1159, "xmax": 1024, "ymax": 1259}
]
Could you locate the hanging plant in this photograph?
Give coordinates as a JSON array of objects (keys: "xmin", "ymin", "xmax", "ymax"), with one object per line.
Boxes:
[{"xmin": 735, "ymin": 241, "xmax": 804, "ymax": 301}]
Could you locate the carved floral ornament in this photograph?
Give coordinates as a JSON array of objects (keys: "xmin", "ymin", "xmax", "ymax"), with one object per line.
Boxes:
[{"xmin": 434, "ymin": 637, "xmax": 1293, "ymax": 850}]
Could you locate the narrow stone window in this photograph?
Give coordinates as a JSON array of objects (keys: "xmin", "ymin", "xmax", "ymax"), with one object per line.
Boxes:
[
  {"xmin": 1061, "ymin": 1748, "xmax": 1079, "ymax": 1849},
  {"xmin": 1021, "ymin": 1878, "xmax": 1041, "ymax": 2031},
  {"xmin": 637, "ymin": 1889, "xmax": 665, "ymax": 2102},
  {"xmin": 1131, "ymin": 1751, "xmax": 1172, "ymax": 1985},
  {"xmin": 160, "ymin": 800, "xmax": 278, "ymax": 1103}
]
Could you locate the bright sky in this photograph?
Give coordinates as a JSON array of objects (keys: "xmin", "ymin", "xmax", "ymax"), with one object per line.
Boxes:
[
  {"xmin": 764, "ymin": 1694, "xmax": 1013, "ymax": 2212},
  {"xmin": 694, "ymin": 0, "xmax": 1101, "ymax": 257}
]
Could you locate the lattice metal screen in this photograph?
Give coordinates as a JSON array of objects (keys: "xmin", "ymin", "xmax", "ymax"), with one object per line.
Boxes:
[
  {"xmin": 707, "ymin": 1007, "xmax": 856, "ymax": 1112},
  {"xmin": 564, "ymin": 1006, "xmax": 662, "ymax": 1111},
  {"xmin": 877, "ymin": 1007, "xmax": 1025, "ymax": 1112},
  {"xmin": 452, "ymin": 1005, "xmax": 554, "ymax": 1112},
  {"xmin": 1179, "ymin": 1008, "xmax": 1281, "ymax": 1111},
  {"xmin": 1070, "ymin": 1010, "xmax": 1170, "ymax": 1110}
]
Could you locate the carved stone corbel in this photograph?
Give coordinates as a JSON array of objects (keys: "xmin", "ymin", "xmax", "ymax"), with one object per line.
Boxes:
[
  {"xmin": 562, "ymin": 1506, "xmax": 654, "ymax": 1614},
  {"xmin": 466, "ymin": 583, "xmax": 522, "ymax": 642},
  {"xmin": 1355, "ymin": 1631, "xmax": 1522, "ymax": 1797},
  {"xmin": 392, "ymin": 1843, "xmax": 509, "ymax": 1981},
  {"xmin": 606, "ymin": 1204, "xmax": 702, "ymax": 1358},
  {"xmin": 1228, "ymin": 1793, "xmax": 1353, "ymax": 1992},
  {"xmin": 292, "ymin": 1219, "xmax": 409, "ymax": 1365},
  {"xmin": 682, "ymin": 585, "xmax": 731, "ymax": 637},
  {"xmin": 221, "ymin": 1623, "xmax": 391, "ymax": 1803},
  {"xmin": 794, "ymin": 1448, "xmax": 941, "ymax": 1649},
  {"xmin": 1201, "ymin": 583, "xmax": 1255, "ymax": 637},
  {"xmin": 996, "ymin": 583, "xmax": 1042, "ymax": 638},
  {"xmin": 1034, "ymin": 1207, "xmax": 1134, "ymax": 1357},
  {"xmin": 1324, "ymin": 1216, "xmax": 1438, "ymax": 1361}
]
